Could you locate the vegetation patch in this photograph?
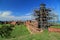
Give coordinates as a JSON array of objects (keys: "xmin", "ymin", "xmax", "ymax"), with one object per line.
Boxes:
[
  {"xmin": 51, "ymin": 26, "xmax": 60, "ymax": 28},
  {"xmin": 0, "ymin": 24, "xmax": 60, "ymax": 40},
  {"xmin": 0, "ymin": 24, "xmax": 15, "ymax": 38}
]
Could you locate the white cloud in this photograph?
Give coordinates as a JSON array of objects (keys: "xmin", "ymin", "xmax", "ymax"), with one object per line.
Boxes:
[
  {"xmin": 0, "ymin": 11, "xmax": 14, "ymax": 17},
  {"xmin": 25, "ymin": 12, "xmax": 33, "ymax": 15},
  {"xmin": 0, "ymin": 11, "xmax": 35, "ymax": 21},
  {"xmin": 1, "ymin": 11, "xmax": 11, "ymax": 17}
]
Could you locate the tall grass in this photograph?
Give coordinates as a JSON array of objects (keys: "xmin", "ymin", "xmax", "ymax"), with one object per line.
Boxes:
[
  {"xmin": 0, "ymin": 24, "xmax": 60, "ymax": 40},
  {"xmin": 11, "ymin": 24, "xmax": 30, "ymax": 38},
  {"xmin": 7, "ymin": 30, "xmax": 60, "ymax": 40}
]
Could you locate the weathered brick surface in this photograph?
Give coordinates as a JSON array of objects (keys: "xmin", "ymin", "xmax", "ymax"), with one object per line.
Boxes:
[
  {"xmin": 25, "ymin": 20, "xmax": 42, "ymax": 34},
  {"xmin": 10, "ymin": 21, "xmax": 16, "ymax": 25},
  {"xmin": 25, "ymin": 20, "xmax": 60, "ymax": 33},
  {"xmin": 48, "ymin": 28, "xmax": 60, "ymax": 32}
]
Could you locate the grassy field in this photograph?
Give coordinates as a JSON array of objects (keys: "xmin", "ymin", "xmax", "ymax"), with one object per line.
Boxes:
[
  {"xmin": 6, "ymin": 30, "xmax": 60, "ymax": 40},
  {"xmin": 11, "ymin": 24, "xmax": 30, "ymax": 38},
  {"xmin": 51, "ymin": 25, "xmax": 60, "ymax": 28},
  {"xmin": 0, "ymin": 24, "xmax": 30, "ymax": 40},
  {"xmin": 0, "ymin": 24, "xmax": 60, "ymax": 40}
]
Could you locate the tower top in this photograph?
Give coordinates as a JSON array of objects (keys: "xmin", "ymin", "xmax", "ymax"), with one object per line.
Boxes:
[
  {"xmin": 40, "ymin": 3, "xmax": 46, "ymax": 6},
  {"xmin": 40, "ymin": 3, "xmax": 46, "ymax": 9}
]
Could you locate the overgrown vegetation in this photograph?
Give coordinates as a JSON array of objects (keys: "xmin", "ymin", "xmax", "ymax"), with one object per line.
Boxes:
[
  {"xmin": 0, "ymin": 24, "xmax": 30, "ymax": 40},
  {"xmin": 51, "ymin": 25, "xmax": 60, "ymax": 28},
  {"xmin": 0, "ymin": 24, "xmax": 60, "ymax": 40},
  {"xmin": 0, "ymin": 24, "xmax": 15, "ymax": 38},
  {"xmin": 11, "ymin": 24, "xmax": 30, "ymax": 38},
  {"xmin": 5, "ymin": 30, "xmax": 60, "ymax": 40}
]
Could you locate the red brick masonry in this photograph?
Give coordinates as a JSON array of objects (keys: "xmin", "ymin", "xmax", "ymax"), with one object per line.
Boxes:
[
  {"xmin": 25, "ymin": 20, "xmax": 60, "ymax": 33},
  {"xmin": 48, "ymin": 28, "xmax": 60, "ymax": 32}
]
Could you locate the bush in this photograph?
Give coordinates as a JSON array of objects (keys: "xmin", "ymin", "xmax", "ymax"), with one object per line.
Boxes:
[{"xmin": 0, "ymin": 24, "xmax": 15, "ymax": 38}]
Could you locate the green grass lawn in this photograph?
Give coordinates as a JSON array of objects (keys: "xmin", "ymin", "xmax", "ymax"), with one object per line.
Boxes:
[
  {"xmin": 51, "ymin": 25, "xmax": 60, "ymax": 28},
  {"xmin": 0, "ymin": 24, "xmax": 60, "ymax": 40}
]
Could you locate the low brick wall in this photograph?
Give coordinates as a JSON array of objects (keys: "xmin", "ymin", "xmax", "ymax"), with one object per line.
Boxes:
[
  {"xmin": 48, "ymin": 28, "xmax": 60, "ymax": 32},
  {"xmin": 10, "ymin": 21, "xmax": 16, "ymax": 25}
]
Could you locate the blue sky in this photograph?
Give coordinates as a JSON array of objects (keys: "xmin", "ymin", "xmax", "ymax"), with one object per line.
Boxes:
[{"xmin": 0, "ymin": 0, "xmax": 60, "ymax": 21}]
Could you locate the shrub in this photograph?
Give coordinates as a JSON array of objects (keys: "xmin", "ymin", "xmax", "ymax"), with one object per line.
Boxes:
[{"xmin": 0, "ymin": 24, "xmax": 15, "ymax": 38}]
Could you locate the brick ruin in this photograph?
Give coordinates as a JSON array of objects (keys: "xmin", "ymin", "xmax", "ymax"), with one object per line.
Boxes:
[
  {"xmin": 0, "ymin": 21, "xmax": 24, "ymax": 25},
  {"xmin": 0, "ymin": 3, "xmax": 60, "ymax": 33},
  {"xmin": 34, "ymin": 4, "xmax": 52, "ymax": 30},
  {"xmin": 25, "ymin": 4, "xmax": 52, "ymax": 33},
  {"xmin": 25, "ymin": 4, "xmax": 60, "ymax": 33}
]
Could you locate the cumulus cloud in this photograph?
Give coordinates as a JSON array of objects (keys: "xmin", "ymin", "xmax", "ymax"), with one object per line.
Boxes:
[
  {"xmin": 0, "ymin": 11, "xmax": 14, "ymax": 17},
  {"xmin": 1, "ymin": 11, "xmax": 11, "ymax": 17},
  {"xmin": 0, "ymin": 11, "xmax": 35, "ymax": 21}
]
